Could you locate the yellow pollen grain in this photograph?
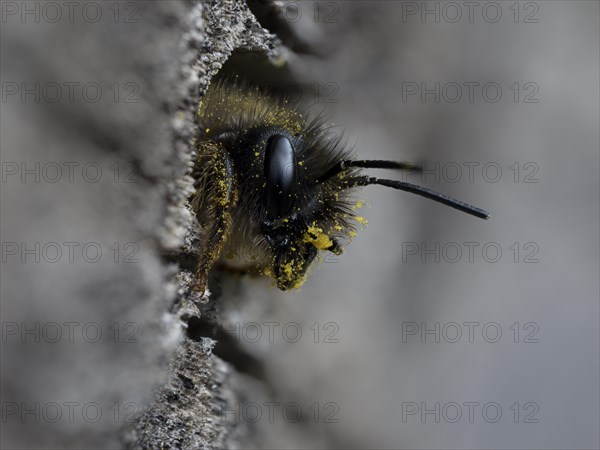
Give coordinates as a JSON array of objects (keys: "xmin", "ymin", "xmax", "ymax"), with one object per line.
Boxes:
[
  {"xmin": 217, "ymin": 179, "xmax": 230, "ymax": 206},
  {"xmin": 355, "ymin": 216, "xmax": 368, "ymax": 225},
  {"xmin": 282, "ymin": 261, "xmax": 294, "ymax": 277},
  {"xmin": 303, "ymin": 225, "xmax": 333, "ymax": 250},
  {"xmin": 291, "ymin": 274, "xmax": 307, "ymax": 290}
]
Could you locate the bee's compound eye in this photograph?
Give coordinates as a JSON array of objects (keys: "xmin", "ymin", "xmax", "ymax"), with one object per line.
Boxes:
[{"xmin": 264, "ymin": 134, "xmax": 297, "ymax": 218}]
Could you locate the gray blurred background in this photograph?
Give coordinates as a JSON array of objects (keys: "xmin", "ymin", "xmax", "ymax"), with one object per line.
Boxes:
[
  {"xmin": 215, "ymin": 1, "xmax": 599, "ymax": 448},
  {"xmin": 1, "ymin": 1, "xmax": 598, "ymax": 449}
]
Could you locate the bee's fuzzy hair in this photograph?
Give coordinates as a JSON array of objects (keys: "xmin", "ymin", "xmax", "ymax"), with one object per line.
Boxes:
[{"xmin": 198, "ymin": 80, "xmax": 364, "ymax": 250}]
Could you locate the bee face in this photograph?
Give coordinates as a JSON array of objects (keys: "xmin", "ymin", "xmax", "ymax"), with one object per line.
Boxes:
[
  {"xmin": 191, "ymin": 81, "xmax": 489, "ymax": 293},
  {"xmin": 232, "ymin": 125, "xmax": 343, "ymax": 290}
]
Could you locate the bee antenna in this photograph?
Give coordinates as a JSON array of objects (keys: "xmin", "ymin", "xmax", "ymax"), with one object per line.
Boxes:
[
  {"xmin": 344, "ymin": 176, "xmax": 490, "ymax": 220},
  {"xmin": 316, "ymin": 160, "xmax": 421, "ymax": 184}
]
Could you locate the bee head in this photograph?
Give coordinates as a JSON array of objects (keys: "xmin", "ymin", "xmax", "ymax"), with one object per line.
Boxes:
[{"xmin": 197, "ymin": 82, "xmax": 489, "ymax": 293}]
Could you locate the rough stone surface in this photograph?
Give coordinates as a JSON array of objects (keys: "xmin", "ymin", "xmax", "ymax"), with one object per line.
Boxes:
[
  {"xmin": 1, "ymin": 1, "xmax": 282, "ymax": 448},
  {"xmin": 125, "ymin": 2, "xmax": 285, "ymax": 449}
]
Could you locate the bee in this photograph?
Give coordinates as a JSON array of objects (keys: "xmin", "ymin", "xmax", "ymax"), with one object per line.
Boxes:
[{"xmin": 191, "ymin": 81, "xmax": 489, "ymax": 292}]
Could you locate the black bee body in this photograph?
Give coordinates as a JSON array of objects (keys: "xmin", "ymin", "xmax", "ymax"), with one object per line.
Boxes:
[
  {"xmin": 191, "ymin": 81, "xmax": 489, "ymax": 292},
  {"xmin": 192, "ymin": 82, "xmax": 358, "ymax": 291}
]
